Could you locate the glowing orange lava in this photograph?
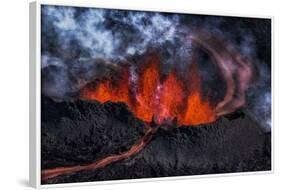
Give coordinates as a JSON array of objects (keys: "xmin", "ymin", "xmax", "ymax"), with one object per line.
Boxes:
[
  {"xmin": 134, "ymin": 56, "xmax": 161, "ymax": 122},
  {"xmin": 81, "ymin": 55, "xmax": 216, "ymax": 126},
  {"xmin": 182, "ymin": 62, "xmax": 216, "ymax": 125}
]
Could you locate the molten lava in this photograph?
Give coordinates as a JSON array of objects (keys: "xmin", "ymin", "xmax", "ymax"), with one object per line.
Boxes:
[
  {"xmin": 81, "ymin": 55, "xmax": 216, "ymax": 126},
  {"xmin": 81, "ymin": 68, "xmax": 131, "ymax": 105},
  {"xmin": 134, "ymin": 56, "xmax": 161, "ymax": 122},
  {"xmin": 183, "ymin": 62, "xmax": 216, "ymax": 125}
]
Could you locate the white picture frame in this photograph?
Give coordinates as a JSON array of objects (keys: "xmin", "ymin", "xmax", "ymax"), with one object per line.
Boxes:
[{"xmin": 29, "ymin": 1, "xmax": 274, "ymax": 188}]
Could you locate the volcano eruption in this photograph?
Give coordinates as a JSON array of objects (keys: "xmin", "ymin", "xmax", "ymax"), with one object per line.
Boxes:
[
  {"xmin": 41, "ymin": 5, "xmax": 271, "ymax": 185},
  {"xmin": 42, "ymin": 31, "xmax": 263, "ymax": 182}
]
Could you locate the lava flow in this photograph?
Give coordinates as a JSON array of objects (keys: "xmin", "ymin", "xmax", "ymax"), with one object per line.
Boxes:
[{"xmin": 42, "ymin": 125, "xmax": 157, "ymax": 181}]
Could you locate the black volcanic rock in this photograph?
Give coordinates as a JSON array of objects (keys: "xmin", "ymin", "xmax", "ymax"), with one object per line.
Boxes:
[
  {"xmin": 41, "ymin": 96, "xmax": 271, "ymax": 184},
  {"xmin": 41, "ymin": 95, "xmax": 145, "ymax": 170}
]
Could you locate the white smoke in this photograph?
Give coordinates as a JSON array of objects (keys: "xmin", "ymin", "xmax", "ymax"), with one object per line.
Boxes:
[
  {"xmin": 42, "ymin": 6, "xmax": 180, "ymax": 60},
  {"xmin": 247, "ymin": 63, "xmax": 271, "ymax": 132},
  {"xmin": 41, "ymin": 54, "xmax": 64, "ymax": 68},
  {"xmin": 123, "ymin": 12, "xmax": 179, "ymax": 55}
]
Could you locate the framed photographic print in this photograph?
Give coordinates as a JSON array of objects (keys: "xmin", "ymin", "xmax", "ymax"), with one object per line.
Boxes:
[{"xmin": 29, "ymin": 1, "xmax": 273, "ymax": 188}]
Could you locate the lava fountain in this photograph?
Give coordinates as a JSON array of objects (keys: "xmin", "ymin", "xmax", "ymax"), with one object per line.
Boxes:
[{"xmin": 81, "ymin": 56, "xmax": 216, "ymax": 126}]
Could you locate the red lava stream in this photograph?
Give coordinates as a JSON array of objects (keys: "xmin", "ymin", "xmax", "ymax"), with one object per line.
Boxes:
[{"xmin": 41, "ymin": 126, "xmax": 158, "ymax": 181}]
